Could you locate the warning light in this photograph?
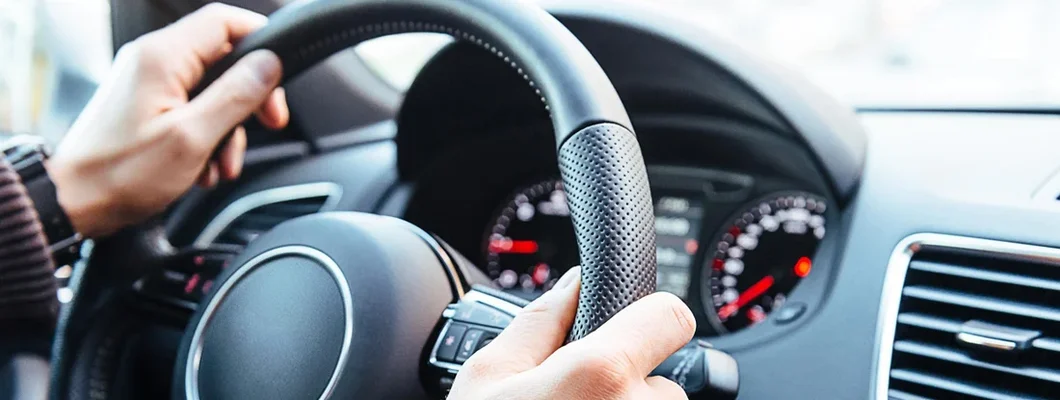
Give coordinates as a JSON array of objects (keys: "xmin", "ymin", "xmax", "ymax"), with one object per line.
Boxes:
[
  {"xmin": 489, "ymin": 239, "xmax": 539, "ymax": 254},
  {"xmin": 684, "ymin": 239, "xmax": 699, "ymax": 254},
  {"xmin": 794, "ymin": 257, "xmax": 812, "ymax": 278}
]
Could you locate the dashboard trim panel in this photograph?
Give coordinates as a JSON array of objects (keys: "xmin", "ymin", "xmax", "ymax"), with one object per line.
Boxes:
[
  {"xmin": 193, "ymin": 182, "xmax": 343, "ymax": 248},
  {"xmin": 873, "ymin": 233, "xmax": 1060, "ymax": 399}
]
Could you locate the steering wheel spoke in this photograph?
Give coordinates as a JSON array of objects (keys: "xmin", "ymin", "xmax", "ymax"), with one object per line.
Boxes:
[
  {"xmin": 425, "ymin": 287, "xmax": 740, "ymax": 398},
  {"xmin": 425, "ymin": 289, "xmax": 521, "ymax": 393}
]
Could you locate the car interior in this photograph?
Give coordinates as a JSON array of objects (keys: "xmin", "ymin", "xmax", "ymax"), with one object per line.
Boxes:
[{"xmin": 5, "ymin": 0, "xmax": 1060, "ymax": 399}]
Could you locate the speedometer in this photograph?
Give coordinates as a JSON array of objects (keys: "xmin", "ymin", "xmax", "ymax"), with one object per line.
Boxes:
[
  {"xmin": 703, "ymin": 192, "xmax": 827, "ymax": 333},
  {"xmin": 484, "ymin": 180, "xmax": 578, "ymax": 297}
]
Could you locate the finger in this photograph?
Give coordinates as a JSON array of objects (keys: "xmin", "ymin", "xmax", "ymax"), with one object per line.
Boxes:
[
  {"xmin": 644, "ymin": 376, "xmax": 689, "ymax": 399},
  {"xmin": 218, "ymin": 126, "xmax": 247, "ymax": 180},
  {"xmin": 472, "ymin": 267, "xmax": 581, "ymax": 373},
  {"xmin": 563, "ymin": 292, "xmax": 696, "ymax": 378},
  {"xmin": 197, "ymin": 163, "xmax": 220, "ymax": 188},
  {"xmin": 174, "ymin": 50, "xmax": 282, "ymax": 148},
  {"xmin": 162, "ymin": 3, "xmax": 269, "ymax": 89},
  {"xmin": 254, "ymin": 88, "xmax": 289, "ymax": 130}
]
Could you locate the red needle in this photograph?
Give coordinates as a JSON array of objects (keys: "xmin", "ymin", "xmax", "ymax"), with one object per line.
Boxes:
[
  {"xmin": 489, "ymin": 239, "xmax": 539, "ymax": 254},
  {"xmin": 717, "ymin": 275, "xmax": 775, "ymax": 319}
]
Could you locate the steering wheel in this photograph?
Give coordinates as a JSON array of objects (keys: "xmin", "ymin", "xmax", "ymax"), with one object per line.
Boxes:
[{"xmin": 52, "ymin": 0, "xmax": 665, "ymax": 398}]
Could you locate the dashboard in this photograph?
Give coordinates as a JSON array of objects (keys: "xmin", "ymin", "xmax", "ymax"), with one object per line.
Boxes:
[
  {"xmin": 76, "ymin": 1, "xmax": 1060, "ymax": 400},
  {"xmin": 405, "ymin": 160, "xmax": 832, "ymax": 337}
]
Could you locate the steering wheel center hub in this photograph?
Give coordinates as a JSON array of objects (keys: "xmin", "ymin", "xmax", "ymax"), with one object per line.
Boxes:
[
  {"xmin": 175, "ymin": 213, "xmax": 460, "ymax": 399},
  {"xmin": 187, "ymin": 246, "xmax": 352, "ymax": 400}
]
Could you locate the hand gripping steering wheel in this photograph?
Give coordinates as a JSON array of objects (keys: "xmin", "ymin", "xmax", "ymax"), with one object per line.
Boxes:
[{"xmin": 51, "ymin": 1, "xmax": 739, "ymax": 398}]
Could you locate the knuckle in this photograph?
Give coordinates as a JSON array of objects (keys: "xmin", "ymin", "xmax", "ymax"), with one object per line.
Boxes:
[
  {"xmin": 458, "ymin": 355, "xmax": 498, "ymax": 381},
  {"xmin": 514, "ymin": 298, "xmax": 553, "ymax": 323},
  {"xmin": 167, "ymin": 122, "xmax": 207, "ymax": 154},
  {"xmin": 566, "ymin": 349, "xmax": 630, "ymax": 385},
  {"xmin": 117, "ymin": 35, "xmax": 164, "ymax": 72},
  {"xmin": 225, "ymin": 71, "xmax": 271, "ymax": 107},
  {"xmin": 197, "ymin": 2, "xmax": 235, "ymax": 17},
  {"xmin": 650, "ymin": 377, "xmax": 689, "ymax": 399},
  {"xmin": 655, "ymin": 292, "xmax": 697, "ymax": 336}
]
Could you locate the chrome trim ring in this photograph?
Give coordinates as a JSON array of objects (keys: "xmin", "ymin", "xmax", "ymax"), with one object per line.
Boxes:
[
  {"xmin": 185, "ymin": 246, "xmax": 354, "ymax": 400},
  {"xmin": 390, "ymin": 217, "xmax": 466, "ymax": 298},
  {"xmin": 872, "ymin": 233, "xmax": 1060, "ymax": 399},
  {"xmin": 194, "ymin": 182, "xmax": 343, "ymax": 248}
]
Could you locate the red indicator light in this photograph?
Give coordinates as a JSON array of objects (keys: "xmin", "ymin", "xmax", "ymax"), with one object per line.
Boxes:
[
  {"xmin": 532, "ymin": 263, "xmax": 550, "ymax": 285},
  {"xmin": 184, "ymin": 274, "xmax": 201, "ymax": 295},
  {"xmin": 489, "ymin": 239, "xmax": 539, "ymax": 254},
  {"xmin": 747, "ymin": 307, "xmax": 766, "ymax": 323},
  {"xmin": 712, "ymin": 258, "xmax": 725, "ymax": 270},
  {"xmin": 728, "ymin": 226, "xmax": 741, "ymax": 237},
  {"xmin": 684, "ymin": 239, "xmax": 699, "ymax": 254},
  {"xmin": 794, "ymin": 257, "xmax": 812, "ymax": 278}
]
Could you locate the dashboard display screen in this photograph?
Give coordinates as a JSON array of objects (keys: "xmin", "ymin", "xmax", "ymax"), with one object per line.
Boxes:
[{"xmin": 653, "ymin": 193, "xmax": 703, "ymax": 299}]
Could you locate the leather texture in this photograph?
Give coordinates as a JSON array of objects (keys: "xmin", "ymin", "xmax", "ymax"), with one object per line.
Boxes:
[
  {"xmin": 559, "ymin": 123, "xmax": 657, "ymax": 341},
  {"xmin": 193, "ymin": 0, "xmax": 632, "ymax": 141}
]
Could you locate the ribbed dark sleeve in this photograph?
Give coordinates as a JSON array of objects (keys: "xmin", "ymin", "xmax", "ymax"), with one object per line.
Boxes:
[{"xmin": 0, "ymin": 158, "xmax": 58, "ymax": 321}]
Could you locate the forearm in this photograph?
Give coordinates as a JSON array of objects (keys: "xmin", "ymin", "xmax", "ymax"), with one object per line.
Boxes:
[{"xmin": 0, "ymin": 158, "xmax": 58, "ymax": 322}]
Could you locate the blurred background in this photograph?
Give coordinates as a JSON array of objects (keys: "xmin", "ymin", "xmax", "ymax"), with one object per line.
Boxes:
[{"xmin": 3, "ymin": 0, "xmax": 1060, "ymax": 143}]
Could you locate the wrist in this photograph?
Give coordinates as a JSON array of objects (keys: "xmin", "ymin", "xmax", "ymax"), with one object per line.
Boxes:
[{"xmin": 46, "ymin": 157, "xmax": 117, "ymax": 238}]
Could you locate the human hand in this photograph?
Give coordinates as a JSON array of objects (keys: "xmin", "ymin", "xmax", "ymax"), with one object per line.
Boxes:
[
  {"xmin": 46, "ymin": 3, "xmax": 289, "ymax": 238},
  {"xmin": 448, "ymin": 268, "xmax": 696, "ymax": 400}
]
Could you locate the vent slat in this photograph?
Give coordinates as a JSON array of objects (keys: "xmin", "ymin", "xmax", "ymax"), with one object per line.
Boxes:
[
  {"xmin": 886, "ymin": 389, "xmax": 932, "ymax": 400},
  {"xmin": 254, "ymin": 202, "xmax": 325, "ymax": 217},
  {"xmin": 211, "ymin": 195, "xmax": 329, "ymax": 247},
  {"xmin": 890, "ymin": 369, "xmax": 1041, "ymax": 400},
  {"xmin": 909, "ymin": 260, "xmax": 1060, "ymax": 293},
  {"xmin": 1032, "ymin": 337, "xmax": 1060, "ymax": 355},
  {"xmin": 894, "ymin": 340, "xmax": 1060, "ymax": 384},
  {"xmin": 903, "ymin": 286, "xmax": 1060, "ymax": 322},
  {"xmin": 896, "ymin": 312, "xmax": 962, "ymax": 333}
]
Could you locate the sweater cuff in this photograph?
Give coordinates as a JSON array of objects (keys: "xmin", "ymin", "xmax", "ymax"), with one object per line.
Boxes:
[{"xmin": 0, "ymin": 158, "xmax": 58, "ymax": 322}]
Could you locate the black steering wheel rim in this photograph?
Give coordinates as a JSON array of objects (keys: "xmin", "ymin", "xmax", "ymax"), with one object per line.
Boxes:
[{"xmin": 52, "ymin": 0, "xmax": 659, "ymax": 398}]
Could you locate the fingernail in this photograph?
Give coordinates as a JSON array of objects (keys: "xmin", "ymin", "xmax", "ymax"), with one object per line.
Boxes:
[
  {"xmin": 243, "ymin": 50, "xmax": 283, "ymax": 86},
  {"xmin": 554, "ymin": 267, "xmax": 580, "ymax": 290}
]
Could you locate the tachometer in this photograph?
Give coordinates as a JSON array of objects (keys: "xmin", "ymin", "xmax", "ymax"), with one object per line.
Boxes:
[
  {"xmin": 704, "ymin": 192, "xmax": 827, "ymax": 333},
  {"xmin": 484, "ymin": 180, "xmax": 578, "ymax": 297}
]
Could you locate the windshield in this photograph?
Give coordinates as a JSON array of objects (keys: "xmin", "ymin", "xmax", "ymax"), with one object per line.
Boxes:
[
  {"xmin": 358, "ymin": 0, "xmax": 1060, "ymax": 108},
  {"xmin": 3, "ymin": 0, "xmax": 1058, "ymax": 138}
]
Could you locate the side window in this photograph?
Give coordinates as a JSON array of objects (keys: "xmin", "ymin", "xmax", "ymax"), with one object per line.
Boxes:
[{"xmin": 0, "ymin": 0, "xmax": 112, "ymax": 143}]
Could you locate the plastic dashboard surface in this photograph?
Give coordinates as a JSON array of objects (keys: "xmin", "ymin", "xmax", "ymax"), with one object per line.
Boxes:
[
  {"xmin": 148, "ymin": 3, "xmax": 1060, "ymax": 399},
  {"xmin": 176, "ymin": 111, "xmax": 1060, "ymax": 400},
  {"xmin": 729, "ymin": 111, "xmax": 1060, "ymax": 399}
]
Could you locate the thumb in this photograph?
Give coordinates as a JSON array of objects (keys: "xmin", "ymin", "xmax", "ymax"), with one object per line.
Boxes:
[
  {"xmin": 471, "ymin": 267, "xmax": 581, "ymax": 374},
  {"xmin": 180, "ymin": 50, "xmax": 283, "ymax": 146}
]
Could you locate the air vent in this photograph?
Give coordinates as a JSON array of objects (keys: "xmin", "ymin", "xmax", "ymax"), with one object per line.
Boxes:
[
  {"xmin": 880, "ymin": 234, "xmax": 1060, "ymax": 400},
  {"xmin": 194, "ymin": 183, "xmax": 341, "ymax": 248}
]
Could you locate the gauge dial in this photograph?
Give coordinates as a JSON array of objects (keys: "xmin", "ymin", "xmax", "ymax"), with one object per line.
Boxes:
[
  {"xmin": 704, "ymin": 192, "xmax": 827, "ymax": 333},
  {"xmin": 485, "ymin": 180, "xmax": 578, "ymax": 298}
]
